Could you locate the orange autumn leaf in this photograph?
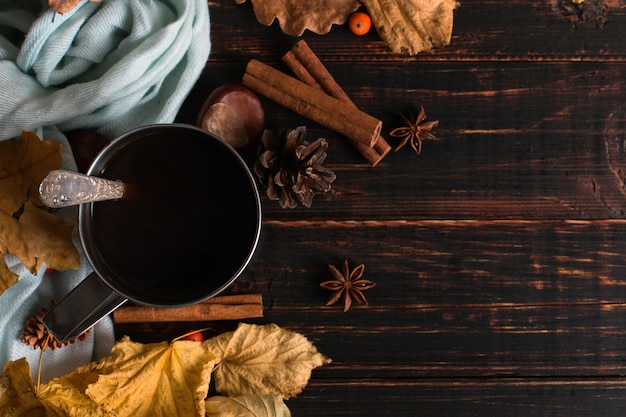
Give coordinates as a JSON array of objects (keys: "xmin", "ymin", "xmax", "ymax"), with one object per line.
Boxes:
[
  {"xmin": 235, "ymin": 0, "xmax": 362, "ymax": 36},
  {"xmin": 0, "ymin": 131, "xmax": 80, "ymax": 296}
]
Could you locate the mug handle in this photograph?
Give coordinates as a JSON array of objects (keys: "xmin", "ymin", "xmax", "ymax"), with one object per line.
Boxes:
[{"xmin": 41, "ymin": 272, "xmax": 127, "ymax": 344}]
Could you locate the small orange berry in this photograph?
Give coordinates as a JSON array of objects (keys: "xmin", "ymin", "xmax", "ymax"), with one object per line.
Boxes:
[
  {"xmin": 348, "ymin": 11, "xmax": 371, "ymax": 36},
  {"xmin": 181, "ymin": 331, "xmax": 205, "ymax": 342}
]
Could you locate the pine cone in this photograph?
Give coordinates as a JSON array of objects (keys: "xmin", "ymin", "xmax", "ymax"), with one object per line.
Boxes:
[
  {"xmin": 254, "ymin": 127, "xmax": 336, "ymax": 209},
  {"xmin": 21, "ymin": 301, "xmax": 90, "ymax": 351}
]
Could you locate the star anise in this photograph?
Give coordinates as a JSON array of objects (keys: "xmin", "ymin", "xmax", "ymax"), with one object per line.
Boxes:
[
  {"xmin": 320, "ymin": 260, "xmax": 375, "ymax": 312},
  {"xmin": 389, "ymin": 106, "xmax": 439, "ymax": 154}
]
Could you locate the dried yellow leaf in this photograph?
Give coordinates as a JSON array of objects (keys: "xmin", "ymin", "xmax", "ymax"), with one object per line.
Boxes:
[
  {"xmin": 235, "ymin": 0, "xmax": 361, "ymax": 35},
  {"xmin": 2, "ymin": 338, "xmax": 214, "ymax": 416},
  {"xmin": 37, "ymin": 378, "xmax": 109, "ymax": 417},
  {"xmin": 82, "ymin": 337, "xmax": 215, "ymax": 417},
  {"xmin": 0, "ymin": 132, "xmax": 59, "ymax": 214},
  {"xmin": 0, "ymin": 358, "xmax": 44, "ymax": 416},
  {"xmin": 0, "ymin": 357, "xmax": 107, "ymax": 417},
  {"xmin": 0, "ymin": 132, "xmax": 80, "ymax": 296},
  {"xmin": 205, "ymin": 394, "xmax": 291, "ymax": 417},
  {"xmin": 361, "ymin": 0, "xmax": 460, "ymax": 55},
  {"xmin": 2, "ymin": 325, "xmax": 330, "ymax": 415},
  {"xmin": 205, "ymin": 323, "xmax": 331, "ymax": 399}
]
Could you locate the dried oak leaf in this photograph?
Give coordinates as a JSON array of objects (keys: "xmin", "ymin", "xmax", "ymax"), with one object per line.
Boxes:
[
  {"xmin": 360, "ymin": 0, "xmax": 460, "ymax": 55},
  {"xmin": 0, "ymin": 131, "xmax": 80, "ymax": 296},
  {"xmin": 235, "ymin": 0, "xmax": 362, "ymax": 35},
  {"xmin": 70, "ymin": 337, "xmax": 215, "ymax": 417},
  {"xmin": 0, "ymin": 357, "xmax": 107, "ymax": 417},
  {"xmin": 205, "ymin": 394, "xmax": 291, "ymax": 417},
  {"xmin": 204, "ymin": 323, "xmax": 331, "ymax": 399}
]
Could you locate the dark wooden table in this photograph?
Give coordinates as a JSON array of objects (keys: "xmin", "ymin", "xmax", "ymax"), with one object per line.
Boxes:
[{"xmin": 116, "ymin": 1, "xmax": 626, "ymax": 415}]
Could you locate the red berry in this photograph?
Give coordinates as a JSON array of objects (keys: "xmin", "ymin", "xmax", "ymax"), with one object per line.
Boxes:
[{"xmin": 181, "ymin": 331, "xmax": 205, "ymax": 342}]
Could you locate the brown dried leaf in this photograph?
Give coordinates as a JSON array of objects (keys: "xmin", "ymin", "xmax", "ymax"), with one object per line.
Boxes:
[
  {"xmin": 0, "ymin": 132, "xmax": 80, "ymax": 296},
  {"xmin": 361, "ymin": 0, "xmax": 460, "ymax": 55},
  {"xmin": 49, "ymin": 0, "xmax": 102, "ymax": 15},
  {"xmin": 49, "ymin": 0, "xmax": 83, "ymax": 14},
  {"xmin": 235, "ymin": 0, "xmax": 362, "ymax": 35}
]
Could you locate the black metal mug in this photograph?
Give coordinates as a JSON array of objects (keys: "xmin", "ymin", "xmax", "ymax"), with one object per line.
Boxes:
[{"xmin": 42, "ymin": 124, "xmax": 262, "ymax": 342}]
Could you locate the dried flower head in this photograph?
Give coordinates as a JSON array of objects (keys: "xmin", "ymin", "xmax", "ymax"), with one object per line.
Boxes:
[{"xmin": 254, "ymin": 126, "xmax": 336, "ymax": 209}]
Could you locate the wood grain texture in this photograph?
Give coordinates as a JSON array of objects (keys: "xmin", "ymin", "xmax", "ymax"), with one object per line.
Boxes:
[
  {"xmin": 119, "ymin": 0, "xmax": 626, "ymax": 415},
  {"xmin": 181, "ymin": 60, "xmax": 626, "ymax": 220}
]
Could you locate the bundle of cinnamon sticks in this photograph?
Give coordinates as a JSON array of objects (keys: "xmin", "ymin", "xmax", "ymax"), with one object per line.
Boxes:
[{"xmin": 242, "ymin": 40, "xmax": 391, "ymax": 166}]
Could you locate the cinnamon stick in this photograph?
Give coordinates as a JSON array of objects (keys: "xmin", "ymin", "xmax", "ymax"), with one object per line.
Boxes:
[
  {"xmin": 112, "ymin": 294, "xmax": 263, "ymax": 323},
  {"xmin": 350, "ymin": 139, "xmax": 391, "ymax": 167},
  {"xmin": 287, "ymin": 40, "xmax": 353, "ymax": 104},
  {"xmin": 282, "ymin": 50, "xmax": 321, "ymax": 90},
  {"xmin": 282, "ymin": 41, "xmax": 391, "ymax": 166},
  {"xmin": 242, "ymin": 59, "xmax": 382, "ymax": 148}
]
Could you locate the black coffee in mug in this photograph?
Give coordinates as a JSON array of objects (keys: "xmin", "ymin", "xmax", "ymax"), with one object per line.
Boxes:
[
  {"xmin": 42, "ymin": 124, "xmax": 261, "ymax": 342},
  {"xmin": 83, "ymin": 125, "xmax": 261, "ymax": 306}
]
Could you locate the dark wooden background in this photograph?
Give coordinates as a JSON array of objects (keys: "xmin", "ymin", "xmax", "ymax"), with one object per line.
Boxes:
[{"xmin": 115, "ymin": 0, "xmax": 626, "ymax": 415}]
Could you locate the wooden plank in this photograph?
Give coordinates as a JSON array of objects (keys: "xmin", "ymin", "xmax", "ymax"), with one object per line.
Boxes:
[
  {"xmin": 260, "ymin": 305, "xmax": 626, "ymax": 377},
  {"xmin": 286, "ymin": 378, "xmax": 626, "ymax": 416},
  {"xmin": 245, "ymin": 219, "xmax": 626, "ymax": 303}
]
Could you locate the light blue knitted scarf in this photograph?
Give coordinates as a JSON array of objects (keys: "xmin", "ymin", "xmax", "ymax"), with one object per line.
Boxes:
[{"xmin": 0, "ymin": 0, "xmax": 211, "ymax": 381}]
